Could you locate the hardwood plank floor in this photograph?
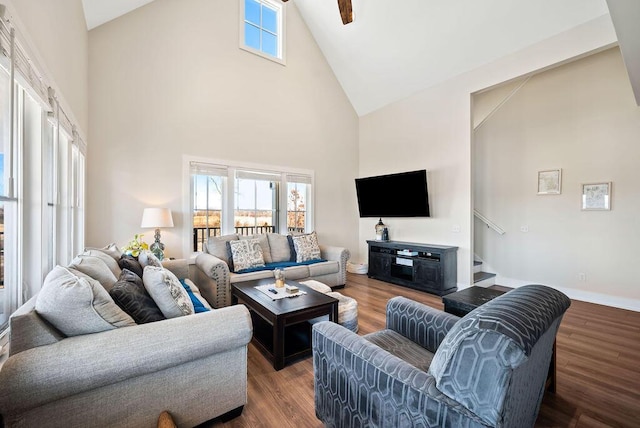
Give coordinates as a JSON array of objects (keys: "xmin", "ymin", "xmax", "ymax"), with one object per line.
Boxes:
[{"xmin": 210, "ymin": 274, "xmax": 640, "ymax": 428}]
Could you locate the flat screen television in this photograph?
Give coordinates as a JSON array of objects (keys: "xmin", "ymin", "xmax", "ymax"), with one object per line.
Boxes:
[{"xmin": 355, "ymin": 169, "xmax": 430, "ymax": 217}]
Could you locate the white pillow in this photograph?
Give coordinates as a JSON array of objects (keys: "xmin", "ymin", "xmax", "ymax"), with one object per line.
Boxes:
[
  {"xmin": 82, "ymin": 249, "xmax": 122, "ymax": 278},
  {"xmin": 292, "ymin": 231, "xmax": 321, "ymax": 263},
  {"xmin": 142, "ymin": 266, "xmax": 194, "ymax": 318},
  {"xmin": 228, "ymin": 239, "xmax": 265, "ymax": 272},
  {"xmin": 36, "ymin": 266, "xmax": 135, "ymax": 337},
  {"xmin": 139, "ymin": 250, "xmax": 163, "ymax": 268}
]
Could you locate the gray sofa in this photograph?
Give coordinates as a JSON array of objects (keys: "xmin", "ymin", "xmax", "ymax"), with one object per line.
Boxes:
[
  {"xmin": 312, "ymin": 284, "xmax": 570, "ymax": 428},
  {"xmin": 0, "ymin": 259, "xmax": 252, "ymax": 428},
  {"xmin": 193, "ymin": 233, "xmax": 350, "ymax": 308}
]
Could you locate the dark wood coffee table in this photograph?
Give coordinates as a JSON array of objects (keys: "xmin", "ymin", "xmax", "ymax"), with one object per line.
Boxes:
[
  {"xmin": 231, "ymin": 278, "xmax": 338, "ymax": 370},
  {"xmin": 442, "ymin": 286, "xmax": 557, "ymax": 393}
]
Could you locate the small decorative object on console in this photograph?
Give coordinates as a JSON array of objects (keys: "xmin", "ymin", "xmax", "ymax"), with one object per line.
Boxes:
[
  {"xmin": 122, "ymin": 234, "xmax": 149, "ymax": 257},
  {"xmin": 274, "ymin": 268, "xmax": 285, "ymax": 288},
  {"xmin": 375, "ymin": 218, "xmax": 386, "ymax": 241}
]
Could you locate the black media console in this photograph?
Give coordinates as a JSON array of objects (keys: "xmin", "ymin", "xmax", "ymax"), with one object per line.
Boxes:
[{"xmin": 367, "ymin": 240, "xmax": 458, "ymax": 296}]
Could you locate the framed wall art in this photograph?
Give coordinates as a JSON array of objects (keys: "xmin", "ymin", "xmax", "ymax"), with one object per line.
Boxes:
[
  {"xmin": 537, "ymin": 169, "xmax": 562, "ymax": 195},
  {"xmin": 581, "ymin": 182, "xmax": 611, "ymax": 211}
]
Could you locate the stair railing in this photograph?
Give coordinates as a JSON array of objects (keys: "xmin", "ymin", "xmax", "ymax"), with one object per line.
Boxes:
[{"xmin": 474, "ymin": 210, "xmax": 505, "ymax": 235}]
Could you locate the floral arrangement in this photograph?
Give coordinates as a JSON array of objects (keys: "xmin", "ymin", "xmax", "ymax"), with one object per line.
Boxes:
[{"xmin": 122, "ymin": 234, "xmax": 149, "ymax": 257}]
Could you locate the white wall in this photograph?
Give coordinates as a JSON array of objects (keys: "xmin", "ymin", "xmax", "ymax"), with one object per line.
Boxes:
[
  {"xmin": 358, "ymin": 15, "xmax": 617, "ymax": 289},
  {"xmin": 475, "ymin": 47, "xmax": 640, "ymax": 309},
  {"xmin": 3, "ymin": 0, "xmax": 89, "ymax": 133},
  {"xmin": 86, "ymin": 0, "xmax": 359, "ymax": 257}
]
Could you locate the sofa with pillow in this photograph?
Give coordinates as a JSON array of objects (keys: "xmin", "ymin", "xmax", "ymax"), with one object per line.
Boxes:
[
  {"xmin": 193, "ymin": 232, "xmax": 351, "ymax": 308},
  {"xmin": 0, "ymin": 247, "xmax": 252, "ymax": 428}
]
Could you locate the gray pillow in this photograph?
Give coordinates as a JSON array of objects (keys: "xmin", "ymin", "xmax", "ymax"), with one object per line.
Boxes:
[
  {"xmin": 267, "ymin": 233, "xmax": 291, "ymax": 263},
  {"xmin": 142, "ymin": 266, "xmax": 194, "ymax": 318},
  {"xmin": 239, "ymin": 234, "xmax": 272, "ymax": 264},
  {"xmin": 82, "ymin": 249, "xmax": 122, "ymax": 278},
  {"xmin": 35, "ymin": 266, "xmax": 136, "ymax": 337},
  {"xmin": 205, "ymin": 234, "xmax": 239, "ymax": 265},
  {"xmin": 85, "ymin": 243, "xmax": 122, "ymax": 261},
  {"xmin": 68, "ymin": 255, "xmax": 118, "ymax": 292}
]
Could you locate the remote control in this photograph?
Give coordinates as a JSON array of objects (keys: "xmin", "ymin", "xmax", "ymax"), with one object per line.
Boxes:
[{"xmin": 268, "ymin": 288, "xmax": 278, "ymax": 294}]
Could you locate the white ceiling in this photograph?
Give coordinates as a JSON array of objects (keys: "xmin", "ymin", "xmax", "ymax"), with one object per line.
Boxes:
[
  {"xmin": 81, "ymin": 0, "xmax": 155, "ymax": 30},
  {"xmin": 82, "ymin": 0, "xmax": 622, "ymax": 115}
]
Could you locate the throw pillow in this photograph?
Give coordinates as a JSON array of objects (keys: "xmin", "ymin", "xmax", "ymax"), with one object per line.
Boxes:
[
  {"xmin": 239, "ymin": 234, "xmax": 272, "ymax": 264},
  {"xmin": 35, "ymin": 266, "xmax": 136, "ymax": 336},
  {"xmin": 138, "ymin": 250, "xmax": 163, "ymax": 268},
  {"xmin": 204, "ymin": 234, "xmax": 239, "ymax": 265},
  {"xmin": 110, "ymin": 269, "xmax": 166, "ymax": 324},
  {"xmin": 267, "ymin": 233, "xmax": 291, "ymax": 263},
  {"xmin": 85, "ymin": 243, "xmax": 122, "ymax": 261},
  {"xmin": 82, "ymin": 249, "xmax": 122, "ymax": 278},
  {"xmin": 227, "ymin": 239, "xmax": 265, "ymax": 272},
  {"xmin": 291, "ymin": 231, "xmax": 322, "ymax": 263},
  {"xmin": 68, "ymin": 255, "xmax": 118, "ymax": 292},
  {"xmin": 180, "ymin": 279, "xmax": 211, "ymax": 313},
  {"xmin": 118, "ymin": 255, "xmax": 144, "ymax": 278},
  {"xmin": 142, "ymin": 266, "xmax": 195, "ymax": 318}
]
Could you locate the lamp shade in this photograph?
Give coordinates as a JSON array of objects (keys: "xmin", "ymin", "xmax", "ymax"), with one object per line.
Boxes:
[{"xmin": 141, "ymin": 208, "xmax": 174, "ymax": 228}]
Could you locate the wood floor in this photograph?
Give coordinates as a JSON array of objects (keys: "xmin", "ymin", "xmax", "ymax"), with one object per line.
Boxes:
[{"xmin": 210, "ymin": 273, "xmax": 640, "ymax": 428}]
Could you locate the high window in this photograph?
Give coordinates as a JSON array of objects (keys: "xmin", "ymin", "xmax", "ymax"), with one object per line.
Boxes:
[
  {"xmin": 240, "ymin": 0, "xmax": 286, "ymax": 64},
  {"xmin": 188, "ymin": 159, "xmax": 313, "ymax": 252}
]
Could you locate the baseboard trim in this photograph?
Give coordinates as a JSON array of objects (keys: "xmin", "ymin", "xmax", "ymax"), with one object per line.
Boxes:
[{"xmin": 496, "ymin": 276, "xmax": 640, "ymax": 312}]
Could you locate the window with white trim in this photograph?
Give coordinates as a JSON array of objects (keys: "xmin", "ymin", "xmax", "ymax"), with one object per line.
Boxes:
[
  {"xmin": 189, "ymin": 160, "xmax": 313, "ymax": 251},
  {"xmin": 0, "ymin": 18, "xmax": 86, "ymax": 333},
  {"xmin": 240, "ymin": 0, "xmax": 286, "ymax": 64},
  {"xmin": 287, "ymin": 174, "xmax": 311, "ymax": 234}
]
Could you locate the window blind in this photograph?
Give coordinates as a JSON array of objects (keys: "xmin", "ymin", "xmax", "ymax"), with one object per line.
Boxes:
[
  {"xmin": 190, "ymin": 161, "xmax": 228, "ymax": 176},
  {"xmin": 286, "ymin": 174, "xmax": 312, "ymax": 184},
  {"xmin": 236, "ymin": 170, "xmax": 281, "ymax": 181}
]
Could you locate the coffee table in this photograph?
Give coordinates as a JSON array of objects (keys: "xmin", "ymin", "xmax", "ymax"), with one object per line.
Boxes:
[
  {"xmin": 442, "ymin": 286, "xmax": 557, "ymax": 393},
  {"xmin": 231, "ymin": 278, "xmax": 338, "ymax": 370}
]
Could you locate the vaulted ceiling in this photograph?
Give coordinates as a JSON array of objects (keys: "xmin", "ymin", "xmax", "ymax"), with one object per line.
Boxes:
[{"xmin": 82, "ymin": 0, "xmax": 639, "ymax": 116}]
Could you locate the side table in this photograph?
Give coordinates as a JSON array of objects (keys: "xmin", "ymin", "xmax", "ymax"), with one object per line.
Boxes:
[{"xmin": 442, "ymin": 286, "xmax": 557, "ymax": 393}]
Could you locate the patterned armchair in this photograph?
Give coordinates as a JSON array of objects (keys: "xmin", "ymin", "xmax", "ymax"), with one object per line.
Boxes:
[{"xmin": 312, "ymin": 284, "xmax": 570, "ymax": 428}]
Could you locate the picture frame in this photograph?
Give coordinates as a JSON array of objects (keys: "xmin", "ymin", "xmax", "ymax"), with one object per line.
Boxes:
[
  {"xmin": 581, "ymin": 182, "xmax": 612, "ymax": 211},
  {"xmin": 537, "ymin": 169, "xmax": 562, "ymax": 195}
]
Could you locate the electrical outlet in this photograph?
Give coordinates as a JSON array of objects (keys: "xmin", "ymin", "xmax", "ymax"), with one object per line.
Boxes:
[
  {"xmin": 520, "ymin": 226, "xmax": 529, "ymax": 233},
  {"xmin": 578, "ymin": 273, "xmax": 586, "ymax": 282},
  {"xmin": 452, "ymin": 225, "xmax": 461, "ymax": 233}
]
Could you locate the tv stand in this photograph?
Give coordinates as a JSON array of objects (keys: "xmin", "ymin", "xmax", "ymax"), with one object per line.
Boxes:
[{"xmin": 367, "ymin": 240, "xmax": 457, "ymax": 296}]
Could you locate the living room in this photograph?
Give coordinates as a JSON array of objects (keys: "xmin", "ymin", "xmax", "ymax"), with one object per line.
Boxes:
[{"xmin": 0, "ymin": 0, "xmax": 639, "ymax": 427}]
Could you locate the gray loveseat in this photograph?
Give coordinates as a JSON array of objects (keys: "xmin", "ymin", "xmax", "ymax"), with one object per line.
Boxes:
[
  {"xmin": 0, "ymin": 259, "xmax": 252, "ymax": 428},
  {"xmin": 312, "ymin": 284, "xmax": 570, "ymax": 428},
  {"xmin": 193, "ymin": 232, "xmax": 350, "ymax": 308}
]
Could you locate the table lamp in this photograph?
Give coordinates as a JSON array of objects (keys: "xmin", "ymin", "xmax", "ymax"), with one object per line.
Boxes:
[{"xmin": 141, "ymin": 207, "xmax": 174, "ymax": 260}]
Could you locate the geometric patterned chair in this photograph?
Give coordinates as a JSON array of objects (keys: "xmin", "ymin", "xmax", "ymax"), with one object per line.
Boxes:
[{"xmin": 312, "ymin": 284, "xmax": 570, "ymax": 428}]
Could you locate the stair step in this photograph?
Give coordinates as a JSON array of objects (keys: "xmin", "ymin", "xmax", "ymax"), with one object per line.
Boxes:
[
  {"xmin": 473, "ymin": 260, "xmax": 483, "ymax": 274},
  {"xmin": 473, "ymin": 260, "xmax": 482, "ymax": 266},
  {"xmin": 474, "ymin": 271, "xmax": 496, "ymax": 287}
]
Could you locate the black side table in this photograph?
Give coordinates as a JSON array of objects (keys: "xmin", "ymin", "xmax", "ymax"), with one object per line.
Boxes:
[{"xmin": 442, "ymin": 286, "xmax": 556, "ymax": 393}]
